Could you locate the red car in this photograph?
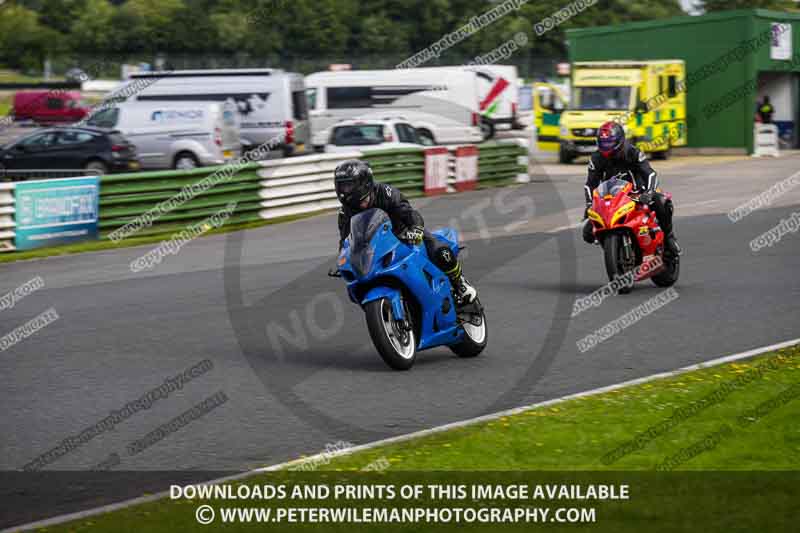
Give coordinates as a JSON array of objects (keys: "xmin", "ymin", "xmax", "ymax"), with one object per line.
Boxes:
[{"xmin": 12, "ymin": 90, "xmax": 90, "ymax": 125}]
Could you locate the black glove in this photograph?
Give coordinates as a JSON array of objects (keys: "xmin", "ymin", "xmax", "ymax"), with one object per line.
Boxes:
[
  {"xmin": 400, "ymin": 226, "xmax": 424, "ymax": 245},
  {"xmin": 638, "ymin": 191, "xmax": 653, "ymax": 205}
]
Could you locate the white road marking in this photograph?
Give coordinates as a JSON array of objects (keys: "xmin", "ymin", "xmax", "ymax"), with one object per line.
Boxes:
[{"xmin": 548, "ymin": 221, "xmax": 582, "ymax": 233}]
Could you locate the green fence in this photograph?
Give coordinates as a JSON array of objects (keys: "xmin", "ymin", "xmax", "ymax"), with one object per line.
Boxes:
[
  {"xmin": 362, "ymin": 147, "xmax": 426, "ymax": 197},
  {"xmin": 99, "ymin": 163, "xmax": 263, "ymax": 239},
  {"xmin": 477, "ymin": 142, "xmax": 528, "ymax": 187},
  {"xmin": 1, "ymin": 143, "xmax": 531, "ymax": 254},
  {"xmin": 99, "ymin": 149, "xmax": 429, "ymax": 240},
  {"xmin": 95, "ymin": 144, "xmax": 525, "ymax": 241}
]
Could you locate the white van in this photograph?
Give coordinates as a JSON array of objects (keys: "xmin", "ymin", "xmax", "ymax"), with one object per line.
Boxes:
[
  {"xmin": 305, "ymin": 68, "xmax": 484, "ymax": 149},
  {"xmin": 120, "ymin": 69, "xmax": 310, "ymax": 157},
  {"xmin": 410, "ymin": 65, "xmax": 522, "ymax": 137},
  {"xmin": 465, "ymin": 65, "xmax": 522, "ymax": 134},
  {"xmin": 86, "ymin": 101, "xmax": 241, "ymax": 170}
]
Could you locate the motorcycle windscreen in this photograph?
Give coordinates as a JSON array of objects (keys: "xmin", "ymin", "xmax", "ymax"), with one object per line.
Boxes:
[
  {"xmin": 597, "ymin": 177, "xmax": 628, "ymax": 197},
  {"xmin": 349, "ymin": 208, "xmax": 389, "ymax": 277}
]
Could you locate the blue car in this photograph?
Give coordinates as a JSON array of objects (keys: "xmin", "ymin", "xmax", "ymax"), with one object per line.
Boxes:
[{"xmin": 332, "ymin": 208, "xmax": 487, "ymax": 370}]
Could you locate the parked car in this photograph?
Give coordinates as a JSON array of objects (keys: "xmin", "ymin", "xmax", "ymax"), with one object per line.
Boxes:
[
  {"xmin": 322, "ymin": 111, "xmax": 481, "ymax": 153},
  {"xmin": 86, "ymin": 101, "xmax": 240, "ymax": 170},
  {"xmin": 0, "ymin": 126, "xmax": 139, "ymax": 177},
  {"xmin": 120, "ymin": 69, "xmax": 309, "ymax": 158},
  {"xmin": 324, "ymin": 117, "xmax": 424, "ymax": 153},
  {"xmin": 12, "ymin": 90, "xmax": 90, "ymax": 124}
]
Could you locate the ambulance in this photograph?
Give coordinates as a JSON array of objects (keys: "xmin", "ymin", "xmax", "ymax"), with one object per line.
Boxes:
[
  {"xmin": 555, "ymin": 60, "xmax": 687, "ymax": 163},
  {"xmin": 532, "ymin": 82, "xmax": 569, "ymax": 152}
]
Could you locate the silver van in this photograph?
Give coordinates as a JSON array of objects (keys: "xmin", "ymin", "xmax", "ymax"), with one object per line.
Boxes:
[
  {"xmin": 121, "ymin": 69, "xmax": 310, "ymax": 158},
  {"xmin": 86, "ymin": 101, "xmax": 240, "ymax": 170}
]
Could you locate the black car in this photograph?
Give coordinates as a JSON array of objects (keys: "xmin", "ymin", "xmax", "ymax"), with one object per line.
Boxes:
[{"xmin": 0, "ymin": 126, "xmax": 140, "ymax": 178}]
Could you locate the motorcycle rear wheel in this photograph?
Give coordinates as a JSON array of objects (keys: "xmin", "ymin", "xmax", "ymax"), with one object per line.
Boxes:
[
  {"xmin": 603, "ymin": 232, "xmax": 636, "ymax": 294},
  {"xmin": 365, "ymin": 298, "xmax": 417, "ymax": 370}
]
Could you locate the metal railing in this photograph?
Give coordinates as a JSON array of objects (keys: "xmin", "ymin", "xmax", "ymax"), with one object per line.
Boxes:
[{"xmin": 0, "ymin": 143, "xmax": 528, "ymax": 251}]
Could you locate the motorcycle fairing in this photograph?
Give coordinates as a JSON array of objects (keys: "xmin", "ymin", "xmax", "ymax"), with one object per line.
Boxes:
[{"xmin": 339, "ymin": 209, "xmax": 464, "ymax": 351}]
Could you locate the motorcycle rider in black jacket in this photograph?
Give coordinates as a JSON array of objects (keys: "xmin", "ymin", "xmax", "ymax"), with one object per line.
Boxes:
[
  {"xmin": 582, "ymin": 121, "xmax": 681, "ymax": 256},
  {"xmin": 333, "ymin": 159, "xmax": 477, "ymax": 305}
]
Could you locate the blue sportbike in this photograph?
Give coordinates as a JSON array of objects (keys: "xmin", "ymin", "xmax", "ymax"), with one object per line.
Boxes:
[{"xmin": 330, "ymin": 208, "xmax": 487, "ymax": 370}]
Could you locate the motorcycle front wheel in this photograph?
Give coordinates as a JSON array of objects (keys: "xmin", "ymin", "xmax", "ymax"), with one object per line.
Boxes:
[
  {"xmin": 603, "ymin": 232, "xmax": 636, "ymax": 294},
  {"xmin": 652, "ymin": 251, "xmax": 680, "ymax": 287},
  {"xmin": 450, "ymin": 301, "xmax": 488, "ymax": 358},
  {"xmin": 365, "ymin": 298, "xmax": 417, "ymax": 370}
]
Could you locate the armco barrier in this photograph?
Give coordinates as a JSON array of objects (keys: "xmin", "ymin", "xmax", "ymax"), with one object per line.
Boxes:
[
  {"xmin": 0, "ymin": 143, "xmax": 526, "ymax": 251},
  {"xmin": 256, "ymin": 151, "xmax": 362, "ymax": 220},
  {"xmin": 257, "ymin": 149, "xmax": 426, "ymax": 219},
  {"xmin": 362, "ymin": 147, "xmax": 426, "ymax": 196},
  {"xmin": 99, "ymin": 163, "xmax": 265, "ymax": 238},
  {"xmin": 98, "ymin": 148, "xmax": 426, "ymax": 238},
  {"xmin": 477, "ymin": 141, "xmax": 529, "ymax": 186},
  {"xmin": 0, "ymin": 183, "xmax": 15, "ymax": 252}
]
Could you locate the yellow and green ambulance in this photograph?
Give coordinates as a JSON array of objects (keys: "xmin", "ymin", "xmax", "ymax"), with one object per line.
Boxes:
[
  {"xmin": 556, "ymin": 60, "xmax": 687, "ymax": 163},
  {"xmin": 532, "ymin": 82, "xmax": 568, "ymax": 153}
]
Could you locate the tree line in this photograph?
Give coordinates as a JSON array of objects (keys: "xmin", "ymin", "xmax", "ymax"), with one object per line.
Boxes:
[{"xmin": 0, "ymin": 0, "xmax": 793, "ymax": 77}]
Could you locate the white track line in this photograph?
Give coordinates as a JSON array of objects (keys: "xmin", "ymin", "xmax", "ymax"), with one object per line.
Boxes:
[{"xmin": 5, "ymin": 336, "xmax": 799, "ymax": 533}]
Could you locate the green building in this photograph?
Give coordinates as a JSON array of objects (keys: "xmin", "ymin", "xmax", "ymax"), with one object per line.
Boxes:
[{"xmin": 566, "ymin": 9, "xmax": 800, "ymax": 152}]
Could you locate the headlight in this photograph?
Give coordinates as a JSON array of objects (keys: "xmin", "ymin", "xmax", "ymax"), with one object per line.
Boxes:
[
  {"xmin": 586, "ymin": 209, "xmax": 605, "ymax": 228},
  {"xmin": 560, "ymin": 125, "xmax": 569, "ymax": 137},
  {"xmin": 611, "ymin": 202, "xmax": 636, "ymax": 227}
]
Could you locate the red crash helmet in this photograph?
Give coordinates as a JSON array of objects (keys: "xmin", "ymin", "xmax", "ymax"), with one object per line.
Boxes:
[{"xmin": 597, "ymin": 121, "xmax": 625, "ymax": 158}]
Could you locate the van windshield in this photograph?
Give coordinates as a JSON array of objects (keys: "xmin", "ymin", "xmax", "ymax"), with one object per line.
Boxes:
[
  {"xmin": 87, "ymin": 108, "xmax": 119, "ymax": 128},
  {"xmin": 571, "ymin": 86, "xmax": 632, "ymax": 111}
]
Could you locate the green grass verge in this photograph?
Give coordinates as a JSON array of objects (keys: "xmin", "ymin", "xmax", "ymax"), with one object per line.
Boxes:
[
  {"xmin": 41, "ymin": 346, "xmax": 800, "ymax": 532},
  {"xmin": 0, "ymin": 210, "xmax": 331, "ymax": 264},
  {"xmin": 321, "ymin": 345, "xmax": 800, "ymax": 472}
]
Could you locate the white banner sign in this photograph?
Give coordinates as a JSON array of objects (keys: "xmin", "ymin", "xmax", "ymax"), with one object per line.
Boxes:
[{"xmin": 771, "ymin": 23, "xmax": 792, "ymax": 61}]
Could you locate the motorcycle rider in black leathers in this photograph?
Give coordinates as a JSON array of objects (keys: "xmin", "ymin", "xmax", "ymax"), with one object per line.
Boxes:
[
  {"xmin": 582, "ymin": 121, "xmax": 681, "ymax": 256},
  {"xmin": 333, "ymin": 159, "xmax": 477, "ymax": 305}
]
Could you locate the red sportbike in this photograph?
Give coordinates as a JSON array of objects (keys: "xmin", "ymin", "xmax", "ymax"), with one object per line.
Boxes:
[{"xmin": 586, "ymin": 177, "xmax": 680, "ymax": 293}]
